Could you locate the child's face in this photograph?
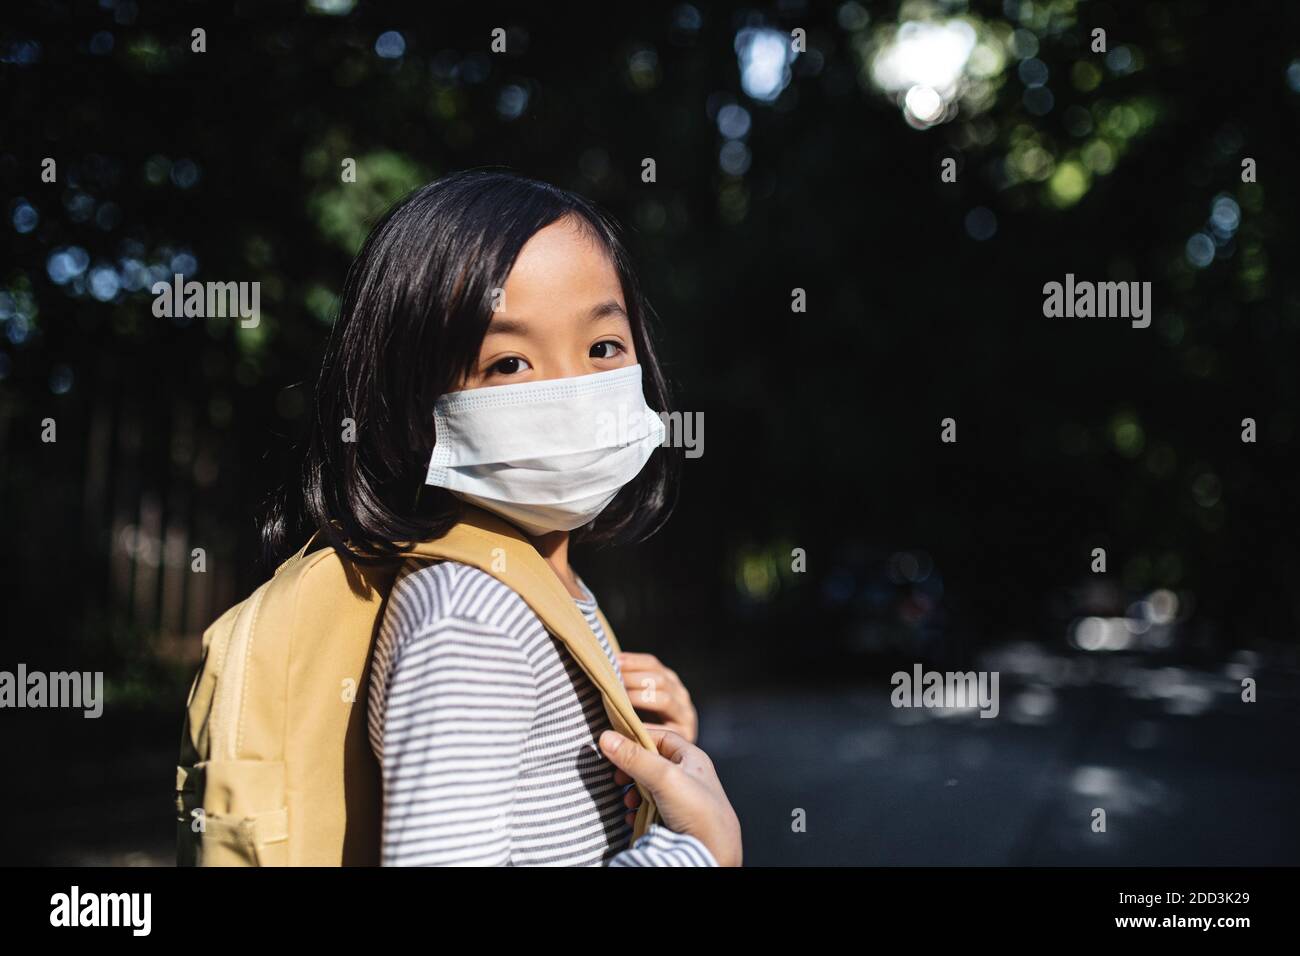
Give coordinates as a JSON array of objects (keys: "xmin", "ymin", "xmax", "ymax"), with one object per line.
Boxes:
[{"xmin": 459, "ymin": 217, "xmax": 638, "ymax": 390}]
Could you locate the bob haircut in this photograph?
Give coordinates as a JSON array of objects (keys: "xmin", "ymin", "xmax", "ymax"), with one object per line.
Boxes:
[{"xmin": 263, "ymin": 168, "xmax": 680, "ymax": 565}]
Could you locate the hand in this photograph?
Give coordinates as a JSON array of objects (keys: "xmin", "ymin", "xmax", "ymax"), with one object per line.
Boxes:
[
  {"xmin": 599, "ymin": 727, "xmax": 743, "ymax": 867},
  {"xmin": 616, "ymin": 651, "xmax": 699, "ymax": 744}
]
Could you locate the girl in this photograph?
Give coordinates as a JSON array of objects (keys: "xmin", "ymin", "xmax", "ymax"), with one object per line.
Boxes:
[{"xmin": 265, "ymin": 169, "xmax": 741, "ymax": 866}]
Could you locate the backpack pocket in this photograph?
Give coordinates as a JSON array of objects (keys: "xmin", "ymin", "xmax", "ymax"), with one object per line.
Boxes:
[{"xmin": 176, "ymin": 760, "xmax": 289, "ymax": 866}]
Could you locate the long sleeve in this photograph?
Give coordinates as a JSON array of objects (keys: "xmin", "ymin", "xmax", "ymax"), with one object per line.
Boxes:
[
  {"xmin": 608, "ymin": 822, "xmax": 719, "ymax": 866},
  {"xmin": 376, "ymin": 617, "xmax": 537, "ymax": 866},
  {"xmin": 368, "ymin": 559, "xmax": 720, "ymax": 867}
]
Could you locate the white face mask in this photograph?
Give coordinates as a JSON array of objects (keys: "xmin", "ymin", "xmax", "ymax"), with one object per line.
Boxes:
[{"xmin": 425, "ymin": 364, "xmax": 666, "ymax": 536}]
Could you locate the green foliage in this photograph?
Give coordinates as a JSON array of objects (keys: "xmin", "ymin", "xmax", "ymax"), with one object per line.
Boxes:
[{"xmin": 306, "ymin": 149, "xmax": 432, "ymax": 255}]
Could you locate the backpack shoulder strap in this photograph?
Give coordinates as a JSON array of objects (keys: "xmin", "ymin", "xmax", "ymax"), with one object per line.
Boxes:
[
  {"xmin": 404, "ymin": 506, "xmax": 660, "ymax": 839},
  {"xmin": 274, "ymin": 529, "xmax": 322, "ymax": 577}
]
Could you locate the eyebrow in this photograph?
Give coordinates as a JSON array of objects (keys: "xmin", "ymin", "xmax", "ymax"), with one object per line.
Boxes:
[
  {"xmin": 588, "ymin": 300, "xmax": 628, "ymax": 321},
  {"xmin": 484, "ymin": 300, "xmax": 628, "ymax": 336}
]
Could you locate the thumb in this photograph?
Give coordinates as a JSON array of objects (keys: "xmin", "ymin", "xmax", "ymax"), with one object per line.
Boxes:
[{"xmin": 598, "ymin": 729, "xmax": 666, "ymax": 789}]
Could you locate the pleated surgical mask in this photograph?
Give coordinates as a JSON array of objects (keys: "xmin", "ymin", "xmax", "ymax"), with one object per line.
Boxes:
[{"xmin": 425, "ymin": 364, "xmax": 666, "ymax": 536}]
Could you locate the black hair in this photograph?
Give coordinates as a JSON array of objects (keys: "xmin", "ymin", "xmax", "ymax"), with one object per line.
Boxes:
[{"xmin": 261, "ymin": 167, "xmax": 679, "ymax": 565}]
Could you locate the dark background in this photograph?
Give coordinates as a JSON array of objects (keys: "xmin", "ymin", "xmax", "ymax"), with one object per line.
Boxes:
[{"xmin": 1, "ymin": 0, "xmax": 1298, "ymax": 865}]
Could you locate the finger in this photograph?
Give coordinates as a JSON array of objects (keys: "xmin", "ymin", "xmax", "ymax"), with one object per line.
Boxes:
[
  {"xmin": 618, "ymin": 655, "xmax": 686, "ymax": 694},
  {"xmin": 622, "ymin": 672, "xmax": 671, "ymax": 705},
  {"xmin": 620, "ymin": 667, "xmax": 679, "ymax": 690},
  {"xmin": 623, "ymin": 677, "xmax": 685, "ymax": 712},
  {"xmin": 642, "ymin": 720, "xmax": 690, "ymax": 741},
  {"xmin": 613, "ymin": 768, "xmax": 633, "ymax": 786},
  {"xmin": 617, "ymin": 652, "xmax": 662, "ymax": 670},
  {"xmin": 646, "ymin": 727, "xmax": 693, "ymax": 764},
  {"xmin": 623, "ymin": 787, "xmax": 642, "ymax": 809},
  {"xmin": 625, "ymin": 678, "xmax": 681, "ymax": 711},
  {"xmin": 634, "ymin": 693, "xmax": 677, "ymax": 716},
  {"xmin": 598, "ymin": 729, "xmax": 669, "ymax": 787},
  {"xmin": 630, "ymin": 695, "xmax": 671, "ymax": 716}
]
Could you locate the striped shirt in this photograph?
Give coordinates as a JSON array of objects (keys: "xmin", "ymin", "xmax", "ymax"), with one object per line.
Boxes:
[{"xmin": 367, "ymin": 558, "xmax": 717, "ymax": 866}]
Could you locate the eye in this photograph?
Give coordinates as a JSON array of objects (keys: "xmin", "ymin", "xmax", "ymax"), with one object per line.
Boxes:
[
  {"xmin": 489, "ymin": 356, "xmax": 531, "ymax": 376},
  {"xmin": 590, "ymin": 340, "xmax": 626, "ymax": 360}
]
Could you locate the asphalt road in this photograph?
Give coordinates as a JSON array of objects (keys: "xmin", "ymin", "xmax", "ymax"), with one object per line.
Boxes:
[
  {"xmin": 701, "ymin": 652, "xmax": 1300, "ymax": 865},
  {"xmin": 6, "ymin": 649, "xmax": 1297, "ymax": 866}
]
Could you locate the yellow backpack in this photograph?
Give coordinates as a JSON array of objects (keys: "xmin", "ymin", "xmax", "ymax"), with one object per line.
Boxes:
[{"xmin": 175, "ymin": 505, "xmax": 662, "ymax": 866}]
